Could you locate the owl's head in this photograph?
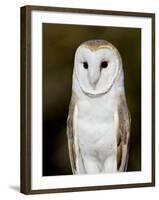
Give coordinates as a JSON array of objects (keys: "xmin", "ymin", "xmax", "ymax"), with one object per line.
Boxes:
[{"xmin": 73, "ymin": 40, "xmax": 123, "ymax": 97}]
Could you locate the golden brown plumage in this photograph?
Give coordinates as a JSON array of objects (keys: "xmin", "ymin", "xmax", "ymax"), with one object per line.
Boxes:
[
  {"xmin": 117, "ymin": 95, "xmax": 131, "ymax": 171},
  {"xmin": 67, "ymin": 94, "xmax": 77, "ymax": 174}
]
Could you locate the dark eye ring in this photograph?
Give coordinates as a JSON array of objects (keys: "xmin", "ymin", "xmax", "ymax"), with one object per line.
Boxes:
[
  {"xmin": 101, "ymin": 61, "xmax": 108, "ymax": 69},
  {"xmin": 83, "ymin": 62, "xmax": 88, "ymax": 69}
]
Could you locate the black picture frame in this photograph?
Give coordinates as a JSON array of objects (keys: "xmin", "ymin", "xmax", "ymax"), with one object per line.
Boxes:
[{"xmin": 20, "ymin": 5, "xmax": 155, "ymax": 194}]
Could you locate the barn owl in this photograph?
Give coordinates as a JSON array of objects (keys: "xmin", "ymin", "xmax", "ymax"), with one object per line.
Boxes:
[{"xmin": 67, "ymin": 40, "xmax": 131, "ymax": 174}]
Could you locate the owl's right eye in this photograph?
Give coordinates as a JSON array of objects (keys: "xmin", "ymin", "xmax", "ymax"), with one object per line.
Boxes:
[{"xmin": 83, "ymin": 62, "xmax": 88, "ymax": 69}]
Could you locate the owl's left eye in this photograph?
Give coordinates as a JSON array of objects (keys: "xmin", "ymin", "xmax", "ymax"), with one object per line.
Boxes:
[
  {"xmin": 83, "ymin": 62, "xmax": 88, "ymax": 69},
  {"xmin": 101, "ymin": 61, "xmax": 108, "ymax": 69}
]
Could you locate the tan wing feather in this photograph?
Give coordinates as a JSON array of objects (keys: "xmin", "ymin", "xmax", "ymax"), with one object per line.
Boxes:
[
  {"xmin": 66, "ymin": 94, "xmax": 77, "ymax": 174},
  {"xmin": 117, "ymin": 94, "xmax": 131, "ymax": 171}
]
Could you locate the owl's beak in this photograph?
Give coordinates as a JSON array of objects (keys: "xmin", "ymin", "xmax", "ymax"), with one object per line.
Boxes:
[{"xmin": 88, "ymin": 66, "xmax": 100, "ymax": 89}]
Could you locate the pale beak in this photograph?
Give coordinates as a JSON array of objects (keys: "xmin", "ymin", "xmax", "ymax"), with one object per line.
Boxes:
[{"xmin": 88, "ymin": 66, "xmax": 100, "ymax": 89}]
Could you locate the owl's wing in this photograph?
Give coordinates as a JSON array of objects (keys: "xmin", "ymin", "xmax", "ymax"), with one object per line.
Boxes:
[
  {"xmin": 116, "ymin": 94, "xmax": 131, "ymax": 172},
  {"xmin": 66, "ymin": 94, "xmax": 77, "ymax": 174}
]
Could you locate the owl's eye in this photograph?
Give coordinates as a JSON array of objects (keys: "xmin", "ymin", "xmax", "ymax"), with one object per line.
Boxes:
[
  {"xmin": 101, "ymin": 61, "xmax": 108, "ymax": 69},
  {"xmin": 83, "ymin": 62, "xmax": 88, "ymax": 69}
]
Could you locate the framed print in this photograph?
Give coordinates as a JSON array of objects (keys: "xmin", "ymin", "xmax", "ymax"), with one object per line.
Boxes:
[{"xmin": 20, "ymin": 5, "xmax": 155, "ymax": 194}]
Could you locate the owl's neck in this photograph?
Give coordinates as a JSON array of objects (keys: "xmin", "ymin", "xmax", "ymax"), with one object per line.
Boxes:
[
  {"xmin": 73, "ymin": 80, "xmax": 124, "ymax": 103},
  {"xmin": 72, "ymin": 68, "xmax": 124, "ymax": 102}
]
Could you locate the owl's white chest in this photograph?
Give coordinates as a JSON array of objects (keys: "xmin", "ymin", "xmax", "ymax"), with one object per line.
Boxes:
[{"xmin": 76, "ymin": 94, "xmax": 117, "ymax": 162}]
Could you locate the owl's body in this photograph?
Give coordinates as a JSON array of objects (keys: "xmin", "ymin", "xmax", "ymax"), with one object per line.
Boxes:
[{"xmin": 67, "ymin": 40, "xmax": 130, "ymax": 174}]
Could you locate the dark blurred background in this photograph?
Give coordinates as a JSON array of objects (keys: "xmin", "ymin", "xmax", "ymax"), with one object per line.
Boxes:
[{"xmin": 42, "ymin": 23, "xmax": 141, "ymax": 176}]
